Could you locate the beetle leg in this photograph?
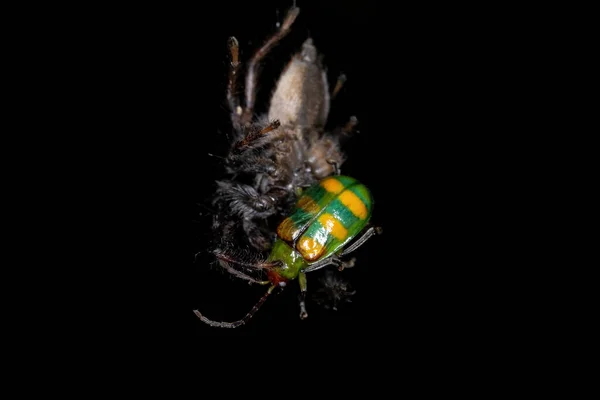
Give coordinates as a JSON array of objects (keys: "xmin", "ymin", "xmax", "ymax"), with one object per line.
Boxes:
[
  {"xmin": 301, "ymin": 257, "xmax": 335, "ymax": 273},
  {"xmin": 334, "ymin": 256, "xmax": 356, "ymax": 271},
  {"xmin": 298, "ymin": 271, "xmax": 308, "ymax": 319},
  {"xmin": 302, "ymin": 255, "xmax": 352, "ymax": 274},
  {"xmin": 339, "ymin": 226, "xmax": 383, "ymax": 256}
]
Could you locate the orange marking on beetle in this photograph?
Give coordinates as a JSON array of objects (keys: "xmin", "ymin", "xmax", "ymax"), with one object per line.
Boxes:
[
  {"xmin": 320, "ymin": 177, "xmax": 344, "ymax": 194},
  {"xmin": 277, "ymin": 217, "xmax": 297, "ymax": 242},
  {"xmin": 297, "ymin": 237, "xmax": 324, "ymax": 261},
  {"xmin": 297, "ymin": 195, "xmax": 320, "ymax": 214},
  {"xmin": 318, "ymin": 213, "xmax": 348, "ymax": 241},
  {"xmin": 339, "ymin": 190, "xmax": 368, "ymax": 220}
]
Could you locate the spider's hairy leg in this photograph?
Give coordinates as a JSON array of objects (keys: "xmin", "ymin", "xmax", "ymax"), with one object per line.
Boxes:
[
  {"xmin": 233, "ymin": 120, "xmax": 281, "ymax": 152},
  {"xmin": 331, "ymin": 73, "xmax": 347, "ymax": 100},
  {"xmin": 242, "ymin": 218, "xmax": 274, "ymax": 251},
  {"xmin": 327, "ymin": 159, "xmax": 340, "ymax": 176},
  {"xmin": 213, "ymin": 250, "xmax": 272, "ymax": 285},
  {"xmin": 213, "ymin": 248, "xmax": 282, "ymax": 270},
  {"xmin": 227, "ymin": 36, "xmax": 242, "ymax": 125},
  {"xmin": 340, "ymin": 115, "xmax": 359, "ymax": 137},
  {"xmin": 194, "ymin": 285, "xmax": 277, "ymax": 328},
  {"xmin": 225, "ymin": 152, "xmax": 277, "ymax": 177},
  {"xmin": 214, "ymin": 180, "xmax": 277, "ymax": 219},
  {"xmin": 241, "ymin": 6, "xmax": 300, "ymax": 124},
  {"xmin": 213, "ymin": 180, "xmax": 283, "ymax": 250}
]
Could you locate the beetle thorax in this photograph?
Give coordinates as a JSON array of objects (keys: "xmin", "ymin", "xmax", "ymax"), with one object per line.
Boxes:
[{"xmin": 266, "ymin": 238, "xmax": 308, "ymax": 284}]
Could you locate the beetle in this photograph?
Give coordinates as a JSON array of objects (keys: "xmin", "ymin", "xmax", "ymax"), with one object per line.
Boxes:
[{"xmin": 194, "ymin": 174, "xmax": 381, "ymax": 328}]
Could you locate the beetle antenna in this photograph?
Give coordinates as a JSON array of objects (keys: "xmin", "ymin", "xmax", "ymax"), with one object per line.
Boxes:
[{"xmin": 194, "ymin": 285, "xmax": 276, "ymax": 328}]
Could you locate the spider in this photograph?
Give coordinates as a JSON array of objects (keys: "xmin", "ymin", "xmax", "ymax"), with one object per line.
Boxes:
[{"xmin": 194, "ymin": 6, "xmax": 380, "ymax": 328}]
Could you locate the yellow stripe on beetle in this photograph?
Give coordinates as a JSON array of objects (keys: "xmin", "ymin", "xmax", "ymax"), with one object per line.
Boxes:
[
  {"xmin": 296, "ymin": 237, "xmax": 324, "ymax": 261},
  {"xmin": 320, "ymin": 177, "xmax": 344, "ymax": 194},
  {"xmin": 277, "ymin": 217, "xmax": 296, "ymax": 242},
  {"xmin": 297, "ymin": 195, "xmax": 320, "ymax": 214},
  {"xmin": 338, "ymin": 190, "xmax": 368, "ymax": 220},
  {"xmin": 318, "ymin": 213, "xmax": 348, "ymax": 241}
]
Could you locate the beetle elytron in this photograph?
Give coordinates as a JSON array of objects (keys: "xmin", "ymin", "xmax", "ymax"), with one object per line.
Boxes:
[{"xmin": 194, "ymin": 6, "xmax": 381, "ymax": 328}]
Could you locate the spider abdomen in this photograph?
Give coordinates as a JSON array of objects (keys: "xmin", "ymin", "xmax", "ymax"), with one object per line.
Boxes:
[{"xmin": 268, "ymin": 38, "xmax": 330, "ymax": 129}]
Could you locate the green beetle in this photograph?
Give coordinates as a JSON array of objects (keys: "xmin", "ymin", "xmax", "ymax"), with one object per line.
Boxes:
[{"xmin": 194, "ymin": 175, "xmax": 381, "ymax": 328}]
